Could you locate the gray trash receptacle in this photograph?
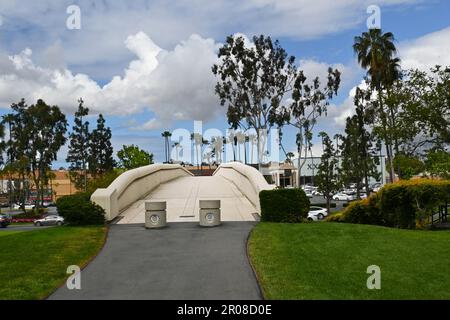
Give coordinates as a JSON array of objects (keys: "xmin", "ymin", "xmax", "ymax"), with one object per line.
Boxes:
[
  {"xmin": 199, "ymin": 200, "xmax": 221, "ymax": 227},
  {"xmin": 145, "ymin": 201, "xmax": 167, "ymax": 229}
]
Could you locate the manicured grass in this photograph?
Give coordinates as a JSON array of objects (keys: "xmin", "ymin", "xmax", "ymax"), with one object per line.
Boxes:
[
  {"xmin": 0, "ymin": 231, "xmax": 25, "ymax": 237},
  {"xmin": 248, "ymin": 222, "xmax": 450, "ymax": 300},
  {"xmin": 0, "ymin": 226, "xmax": 107, "ymax": 300}
]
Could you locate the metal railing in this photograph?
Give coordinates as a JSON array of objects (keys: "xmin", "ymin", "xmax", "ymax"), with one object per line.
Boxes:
[{"xmin": 431, "ymin": 203, "xmax": 449, "ymax": 225}]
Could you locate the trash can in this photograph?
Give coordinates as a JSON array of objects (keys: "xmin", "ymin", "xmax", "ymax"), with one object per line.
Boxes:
[
  {"xmin": 145, "ymin": 201, "xmax": 167, "ymax": 229},
  {"xmin": 199, "ymin": 200, "xmax": 221, "ymax": 227}
]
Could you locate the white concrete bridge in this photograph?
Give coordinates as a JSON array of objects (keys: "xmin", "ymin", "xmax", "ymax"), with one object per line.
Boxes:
[{"xmin": 91, "ymin": 162, "xmax": 275, "ymax": 223}]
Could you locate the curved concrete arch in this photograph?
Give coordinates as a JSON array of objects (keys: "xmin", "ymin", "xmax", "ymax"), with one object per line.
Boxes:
[
  {"xmin": 91, "ymin": 164, "xmax": 194, "ymax": 221},
  {"xmin": 213, "ymin": 162, "xmax": 276, "ymax": 214},
  {"xmin": 91, "ymin": 162, "xmax": 275, "ymax": 222}
]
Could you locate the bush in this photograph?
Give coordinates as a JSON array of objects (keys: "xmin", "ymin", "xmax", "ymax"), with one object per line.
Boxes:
[
  {"xmin": 325, "ymin": 212, "xmax": 344, "ymax": 222},
  {"xmin": 56, "ymin": 193, "xmax": 106, "ymax": 226},
  {"xmin": 13, "ymin": 211, "xmax": 44, "ymax": 220},
  {"xmin": 259, "ymin": 188, "xmax": 310, "ymax": 223},
  {"xmin": 336, "ymin": 179, "xmax": 450, "ymax": 229}
]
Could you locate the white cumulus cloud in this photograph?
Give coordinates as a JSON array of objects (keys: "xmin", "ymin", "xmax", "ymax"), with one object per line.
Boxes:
[
  {"xmin": 0, "ymin": 32, "xmax": 221, "ymax": 127},
  {"xmin": 399, "ymin": 26, "xmax": 450, "ymax": 71}
]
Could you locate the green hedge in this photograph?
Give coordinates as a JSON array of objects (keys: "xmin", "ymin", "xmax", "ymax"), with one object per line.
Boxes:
[
  {"xmin": 329, "ymin": 179, "xmax": 450, "ymax": 229},
  {"xmin": 13, "ymin": 210, "xmax": 45, "ymax": 219},
  {"xmin": 259, "ymin": 188, "xmax": 310, "ymax": 223},
  {"xmin": 56, "ymin": 193, "xmax": 106, "ymax": 226}
]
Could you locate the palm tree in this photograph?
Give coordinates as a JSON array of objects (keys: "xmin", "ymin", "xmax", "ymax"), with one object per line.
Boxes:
[
  {"xmin": 227, "ymin": 130, "xmax": 237, "ymax": 162},
  {"xmin": 161, "ymin": 131, "xmax": 172, "ymax": 163},
  {"xmin": 172, "ymin": 142, "xmax": 181, "ymax": 162},
  {"xmin": 248, "ymin": 134, "xmax": 257, "ymax": 164},
  {"xmin": 236, "ymin": 132, "xmax": 246, "ymax": 162},
  {"xmin": 353, "ymin": 29, "xmax": 401, "ymax": 183},
  {"xmin": 190, "ymin": 133, "xmax": 202, "ymax": 170},
  {"xmin": 211, "ymin": 136, "xmax": 224, "ymax": 164}
]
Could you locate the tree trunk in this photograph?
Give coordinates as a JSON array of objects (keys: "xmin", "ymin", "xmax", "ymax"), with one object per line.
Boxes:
[
  {"xmin": 378, "ymin": 92, "xmax": 395, "ymax": 183},
  {"xmin": 326, "ymin": 195, "xmax": 331, "ymax": 215}
]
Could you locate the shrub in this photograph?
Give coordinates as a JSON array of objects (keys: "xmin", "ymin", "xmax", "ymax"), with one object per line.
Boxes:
[
  {"xmin": 325, "ymin": 212, "xmax": 344, "ymax": 222},
  {"xmin": 13, "ymin": 211, "xmax": 44, "ymax": 220},
  {"xmin": 380, "ymin": 179, "xmax": 450, "ymax": 229},
  {"xmin": 56, "ymin": 193, "xmax": 106, "ymax": 226},
  {"xmin": 336, "ymin": 179, "xmax": 450, "ymax": 229},
  {"xmin": 259, "ymin": 188, "xmax": 310, "ymax": 223}
]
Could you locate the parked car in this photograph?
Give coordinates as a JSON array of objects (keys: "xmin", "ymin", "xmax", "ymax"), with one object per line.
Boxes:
[
  {"xmin": 333, "ymin": 193, "xmax": 352, "ymax": 201},
  {"xmin": 373, "ymin": 185, "xmax": 382, "ymax": 193},
  {"xmin": 305, "ymin": 191, "xmax": 314, "ymax": 198},
  {"xmin": 371, "ymin": 183, "xmax": 382, "ymax": 193},
  {"xmin": 41, "ymin": 201, "xmax": 56, "ymax": 208},
  {"xmin": 343, "ymin": 188, "xmax": 356, "ymax": 195},
  {"xmin": 13, "ymin": 202, "xmax": 36, "ymax": 210},
  {"xmin": 34, "ymin": 215, "xmax": 64, "ymax": 227},
  {"xmin": 307, "ymin": 206, "xmax": 328, "ymax": 221},
  {"xmin": 0, "ymin": 214, "xmax": 12, "ymax": 228}
]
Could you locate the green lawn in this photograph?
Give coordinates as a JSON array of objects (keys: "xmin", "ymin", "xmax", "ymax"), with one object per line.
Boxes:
[
  {"xmin": 0, "ymin": 226, "xmax": 107, "ymax": 300},
  {"xmin": 0, "ymin": 230, "xmax": 25, "ymax": 237},
  {"xmin": 248, "ymin": 222, "xmax": 450, "ymax": 300}
]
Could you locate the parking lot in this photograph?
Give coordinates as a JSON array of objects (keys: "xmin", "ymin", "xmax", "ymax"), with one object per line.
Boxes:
[{"xmin": 309, "ymin": 195, "xmax": 348, "ymax": 213}]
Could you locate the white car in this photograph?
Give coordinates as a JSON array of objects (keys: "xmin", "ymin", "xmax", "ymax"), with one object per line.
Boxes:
[
  {"xmin": 307, "ymin": 206, "xmax": 328, "ymax": 221},
  {"xmin": 13, "ymin": 203, "xmax": 36, "ymax": 210},
  {"xmin": 34, "ymin": 215, "xmax": 65, "ymax": 227},
  {"xmin": 333, "ymin": 193, "xmax": 352, "ymax": 201}
]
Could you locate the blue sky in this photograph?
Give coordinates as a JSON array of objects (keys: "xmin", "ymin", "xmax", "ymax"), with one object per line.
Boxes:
[{"xmin": 0, "ymin": 0, "xmax": 449, "ymax": 168}]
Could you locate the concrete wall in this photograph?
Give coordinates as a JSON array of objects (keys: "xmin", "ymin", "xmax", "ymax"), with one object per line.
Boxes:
[
  {"xmin": 213, "ymin": 162, "xmax": 276, "ymax": 214},
  {"xmin": 91, "ymin": 164, "xmax": 193, "ymax": 221}
]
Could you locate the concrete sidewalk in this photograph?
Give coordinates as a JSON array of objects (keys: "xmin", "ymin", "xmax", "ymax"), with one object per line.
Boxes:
[{"xmin": 48, "ymin": 222, "xmax": 262, "ymax": 300}]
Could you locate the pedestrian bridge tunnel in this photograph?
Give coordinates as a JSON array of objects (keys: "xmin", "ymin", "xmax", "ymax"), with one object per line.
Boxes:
[{"xmin": 91, "ymin": 163, "xmax": 275, "ymax": 223}]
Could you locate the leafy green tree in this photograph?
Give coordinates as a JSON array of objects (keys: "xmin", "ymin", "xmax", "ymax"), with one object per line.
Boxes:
[
  {"xmin": 396, "ymin": 67, "xmax": 450, "ymax": 153},
  {"xmin": 279, "ymin": 68, "xmax": 340, "ymax": 186},
  {"xmin": 388, "ymin": 154, "xmax": 425, "ymax": 180},
  {"xmin": 66, "ymin": 98, "xmax": 90, "ymax": 191},
  {"xmin": 88, "ymin": 114, "xmax": 115, "ymax": 177},
  {"xmin": 425, "ymin": 149, "xmax": 450, "ymax": 179},
  {"xmin": 24, "ymin": 99, "xmax": 68, "ymax": 208},
  {"xmin": 353, "ymin": 29, "xmax": 401, "ymax": 183},
  {"xmin": 212, "ymin": 35, "xmax": 299, "ymax": 168},
  {"xmin": 316, "ymin": 132, "xmax": 340, "ymax": 214},
  {"xmin": 117, "ymin": 144, "xmax": 154, "ymax": 170},
  {"xmin": 2, "ymin": 100, "xmax": 30, "ymax": 209},
  {"xmin": 339, "ymin": 88, "xmax": 380, "ymax": 196}
]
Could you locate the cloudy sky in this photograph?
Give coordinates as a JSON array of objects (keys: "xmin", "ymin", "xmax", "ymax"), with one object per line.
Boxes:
[{"xmin": 0, "ymin": 0, "xmax": 449, "ymax": 166}]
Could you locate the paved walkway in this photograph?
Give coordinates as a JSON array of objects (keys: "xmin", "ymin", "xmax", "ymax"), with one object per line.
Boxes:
[
  {"xmin": 118, "ymin": 176, "xmax": 257, "ymax": 224},
  {"xmin": 49, "ymin": 222, "xmax": 261, "ymax": 300}
]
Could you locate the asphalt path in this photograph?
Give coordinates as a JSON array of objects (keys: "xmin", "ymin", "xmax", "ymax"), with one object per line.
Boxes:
[{"xmin": 49, "ymin": 222, "xmax": 262, "ymax": 300}]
